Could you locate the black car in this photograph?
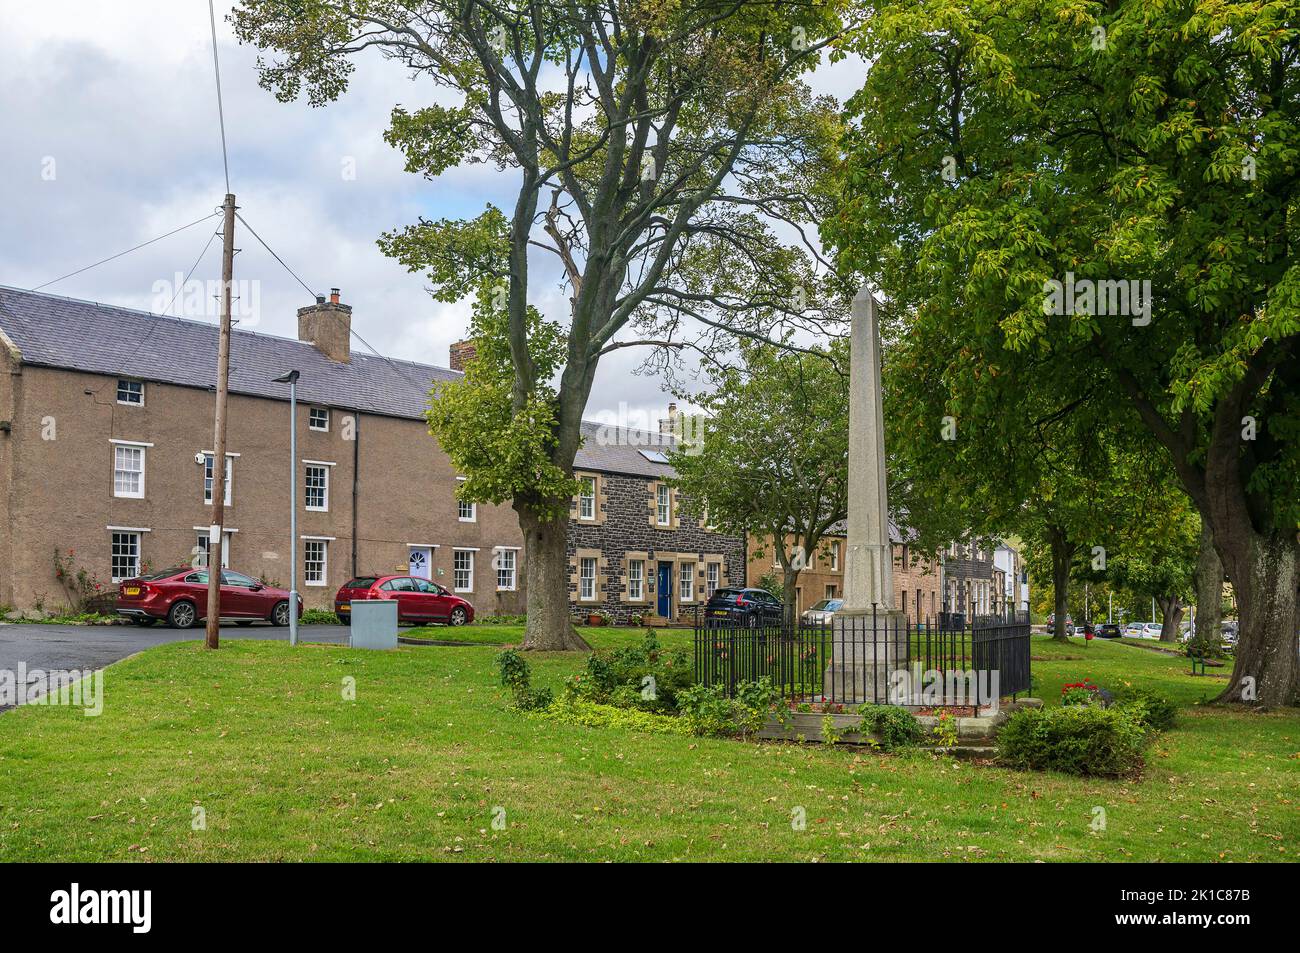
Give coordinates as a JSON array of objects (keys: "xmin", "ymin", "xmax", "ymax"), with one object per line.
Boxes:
[
  {"xmin": 703, "ymin": 587, "xmax": 784, "ymax": 627},
  {"xmin": 1096, "ymin": 623, "xmax": 1123, "ymax": 639}
]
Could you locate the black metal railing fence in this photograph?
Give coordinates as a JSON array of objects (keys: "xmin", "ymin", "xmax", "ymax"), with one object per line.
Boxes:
[{"xmin": 693, "ymin": 605, "xmax": 1031, "ymax": 707}]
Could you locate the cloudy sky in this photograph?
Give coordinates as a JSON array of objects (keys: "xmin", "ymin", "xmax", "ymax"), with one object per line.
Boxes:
[{"xmin": 1, "ymin": 2, "xmax": 862, "ymax": 425}]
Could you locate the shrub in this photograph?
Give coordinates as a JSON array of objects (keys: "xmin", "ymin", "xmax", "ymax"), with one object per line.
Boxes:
[
  {"xmin": 300, "ymin": 607, "xmax": 341, "ymax": 625},
  {"xmin": 855, "ymin": 704, "xmax": 923, "ymax": 751},
  {"xmin": 563, "ymin": 632, "xmax": 693, "ymax": 713},
  {"xmin": 1112, "ymin": 686, "xmax": 1177, "ymax": 731},
  {"xmin": 494, "ymin": 649, "xmax": 554, "ymax": 711},
  {"xmin": 677, "ymin": 678, "xmax": 782, "ymax": 738},
  {"xmin": 529, "ymin": 699, "xmax": 691, "ymax": 735},
  {"xmin": 998, "ymin": 704, "xmax": 1152, "ymax": 778},
  {"xmin": 676, "ymin": 683, "xmax": 736, "ymax": 736}
]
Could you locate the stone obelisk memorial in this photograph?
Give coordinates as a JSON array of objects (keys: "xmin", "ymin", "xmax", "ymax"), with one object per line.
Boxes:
[{"xmin": 824, "ymin": 286, "xmax": 907, "ymax": 702}]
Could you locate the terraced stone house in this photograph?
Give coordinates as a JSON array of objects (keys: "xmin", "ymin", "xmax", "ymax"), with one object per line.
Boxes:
[{"xmin": 0, "ymin": 287, "xmax": 744, "ymax": 621}]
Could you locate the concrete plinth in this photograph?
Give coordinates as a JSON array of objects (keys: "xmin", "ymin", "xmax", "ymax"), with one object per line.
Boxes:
[{"xmin": 823, "ymin": 609, "xmax": 908, "ymax": 704}]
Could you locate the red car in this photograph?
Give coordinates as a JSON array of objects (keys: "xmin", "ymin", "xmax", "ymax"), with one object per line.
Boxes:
[
  {"xmin": 116, "ymin": 567, "xmax": 303, "ymax": 628},
  {"xmin": 334, "ymin": 575, "xmax": 474, "ymax": 626}
]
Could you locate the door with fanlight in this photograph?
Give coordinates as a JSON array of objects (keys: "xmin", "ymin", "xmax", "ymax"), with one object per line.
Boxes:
[{"xmin": 408, "ymin": 546, "xmax": 433, "ymax": 580}]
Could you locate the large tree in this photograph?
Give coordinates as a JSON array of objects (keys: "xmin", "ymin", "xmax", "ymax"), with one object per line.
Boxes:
[
  {"xmin": 235, "ymin": 0, "xmax": 849, "ymax": 649},
  {"xmin": 668, "ymin": 339, "xmax": 849, "ymax": 624},
  {"xmin": 831, "ymin": 0, "xmax": 1300, "ymax": 703}
]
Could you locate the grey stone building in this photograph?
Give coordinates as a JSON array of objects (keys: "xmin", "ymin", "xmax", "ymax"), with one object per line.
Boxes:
[{"xmin": 566, "ymin": 413, "xmax": 746, "ymax": 625}]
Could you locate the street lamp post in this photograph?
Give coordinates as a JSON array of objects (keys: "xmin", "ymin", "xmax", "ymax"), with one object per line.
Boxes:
[{"xmin": 274, "ymin": 370, "xmax": 300, "ymax": 647}]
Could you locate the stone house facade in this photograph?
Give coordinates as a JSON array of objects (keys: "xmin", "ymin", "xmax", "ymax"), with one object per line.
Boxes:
[
  {"xmin": 567, "ymin": 420, "xmax": 746, "ymax": 624},
  {"xmin": 0, "ymin": 287, "xmax": 743, "ymax": 620},
  {"xmin": 746, "ymin": 521, "xmax": 943, "ymax": 620}
]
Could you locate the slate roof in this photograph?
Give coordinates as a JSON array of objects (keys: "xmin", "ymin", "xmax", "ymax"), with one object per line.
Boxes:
[{"xmin": 0, "ymin": 286, "xmax": 678, "ymax": 479}]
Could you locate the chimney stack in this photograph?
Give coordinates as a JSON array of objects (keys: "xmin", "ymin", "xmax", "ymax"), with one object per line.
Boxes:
[
  {"xmin": 297, "ymin": 288, "xmax": 352, "ymax": 363},
  {"xmin": 449, "ymin": 339, "xmax": 477, "ymax": 372},
  {"xmin": 659, "ymin": 402, "xmax": 679, "ymax": 435}
]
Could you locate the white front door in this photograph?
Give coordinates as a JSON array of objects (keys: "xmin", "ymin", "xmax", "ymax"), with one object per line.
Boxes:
[{"xmin": 408, "ymin": 546, "xmax": 432, "ymax": 580}]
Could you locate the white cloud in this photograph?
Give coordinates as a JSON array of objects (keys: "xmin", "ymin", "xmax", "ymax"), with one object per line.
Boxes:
[{"xmin": 1, "ymin": 2, "xmax": 855, "ymax": 425}]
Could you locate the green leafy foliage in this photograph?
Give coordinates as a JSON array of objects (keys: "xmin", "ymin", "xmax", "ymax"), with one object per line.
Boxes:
[
  {"xmin": 1112, "ymin": 686, "xmax": 1178, "ymax": 731},
  {"xmin": 562, "ymin": 633, "xmax": 693, "ymax": 714},
  {"xmin": 528, "ymin": 699, "xmax": 692, "ymax": 736},
  {"xmin": 855, "ymin": 704, "xmax": 923, "ymax": 751},
  {"xmin": 300, "ymin": 608, "xmax": 342, "ymax": 625},
  {"xmin": 677, "ymin": 678, "xmax": 783, "ymax": 738},
  {"xmin": 998, "ymin": 704, "xmax": 1153, "ymax": 778},
  {"xmin": 494, "ymin": 648, "xmax": 554, "ymax": 711}
]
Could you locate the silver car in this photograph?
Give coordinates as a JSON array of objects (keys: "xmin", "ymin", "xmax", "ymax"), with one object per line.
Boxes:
[{"xmin": 802, "ymin": 598, "xmax": 844, "ymax": 625}]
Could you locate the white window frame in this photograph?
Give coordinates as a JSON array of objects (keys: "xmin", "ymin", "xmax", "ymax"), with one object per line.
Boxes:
[
  {"xmin": 116, "ymin": 379, "xmax": 144, "ymax": 406},
  {"xmin": 110, "ymin": 440, "xmax": 150, "ymax": 499},
  {"xmin": 656, "ymin": 484, "xmax": 671, "ymax": 526},
  {"xmin": 578, "ymin": 475, "xmax": 596, "ymax": 521},
  {"xmin": 302, "ymin": 537, "xmax": 329, "ymax": 586},
  {"xmin": 628, "ymin": 559, "xmax": 645, "ymax": 601},
  {"xmin": 578, "ymin": 556, "xmax": 597, "ymax": 602},
  {"xmin": 202, "ymin": 452, "xmax": 235, "ymax": 506},
  {"xmin": 453, "ymin": 549, "xmax": 475, "ymax": 593},
  {"xmin": 308, "ymin": 407, "xmax": 330, "ymax": 432},
  {"xmin": 110, "ymin": 530, "xmax": 143, "ymax": 582},
  {"xmin": 679, "ymin": 562, "xmax": 695, "ymax": 602},
  {"xmin": 456, "ymin": 476, "xmax": 476, "ymax": 522},
  {"xmin": 495, "ymin": 547, "xmax": 518, "ymax": 592},
  {"xmin": 706, "ymin": 562, "xmax": 720, "ymax": 598},
  {"xmin": 303, "ymin": 460, "xmax": 333, "ymax": 511},
  {"xmin": 193, "ymin": 529, "xmax": 234, "ymax": 569},
  {"xmin": 830, "ymin": 541, "xmax": 840, "ymax": 572}
]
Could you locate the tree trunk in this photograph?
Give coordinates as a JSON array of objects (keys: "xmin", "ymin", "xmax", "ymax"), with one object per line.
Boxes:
[
  {"xmin": 781, "ymin": 566, "xmax": 801, "ymax": 627},
  {"xmin": 1049, "ymin": 527, "xmax": 1073, "ymax": 643},
  {"xmin": 516, "ymin": 504, "xmax": 591, "ymax": 652},
  {"xmin": 1213, "ymin": 530, "xmax": 1298, "ymax": 705},
  {"xmin": 1156, "ymin": 594, "xmax": 1183, "ymax": 643},
  {"xmin": 1193, "ymin": 521, "xmax": 1222, "ymax": 646}
]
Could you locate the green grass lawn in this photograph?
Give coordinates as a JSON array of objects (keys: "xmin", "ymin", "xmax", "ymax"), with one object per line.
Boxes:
[{"xmin": 0, "ymin": 631, "xmax": 1294, "ymax": 861}]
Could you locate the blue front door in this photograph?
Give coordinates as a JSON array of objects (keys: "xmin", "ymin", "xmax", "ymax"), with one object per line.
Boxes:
[{"xmin": 657, "ymin": 563, "xmax": 672, "ymax": 617}]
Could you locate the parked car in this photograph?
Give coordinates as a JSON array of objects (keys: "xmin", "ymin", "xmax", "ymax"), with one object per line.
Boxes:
[
  {"xmin": 801, "ymin": 598, "xmax": 844, "ymax": 625},
  {"xmin": 116, "ymin": 566, "xmax": 302, "ymax": 628},
  {"xmin": 704, "ymin": 587, "xmax": 783, "ymax": 627},
  {"xmin": 1124, "ymin": 622, "xmax": 1146, "ymax": 638},
  {"xmin": 1141, "ymin": 622, "xmax": 1164, "ymax": 638},
  {"xmin": 333, "ymin": 575, "xmax": 474, "ymax": 626},
  {"xmin": 1047, "ymin": 614, "xmax": 1073, "ymax": 635},
  {"xmin": 1096, "ymin": 623, "xmax": 1123, "ymax": 639}
]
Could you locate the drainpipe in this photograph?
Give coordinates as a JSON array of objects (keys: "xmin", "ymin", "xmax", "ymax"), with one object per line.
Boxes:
[{"xmin": 351, "ymin": 408, "xmax": 360, "ymax": 577}]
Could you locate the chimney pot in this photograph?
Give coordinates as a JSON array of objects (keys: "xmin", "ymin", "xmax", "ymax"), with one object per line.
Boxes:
[
  {"xmin": 316, "ymin": 294, "xmax": 325, "ymax": 305},
  {"xmin": 329, "ymin": 288, "xmax": 341, "ymax": 305}
]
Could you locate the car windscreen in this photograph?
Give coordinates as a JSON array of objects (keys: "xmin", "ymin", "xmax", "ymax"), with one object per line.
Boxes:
[
  {"xmin": 343, "ymin": 578, "xmax": 378, "ymax": 589},
  {"xmin": 809, "ymin": 600, "xmax": 833, "ymax": 611}
]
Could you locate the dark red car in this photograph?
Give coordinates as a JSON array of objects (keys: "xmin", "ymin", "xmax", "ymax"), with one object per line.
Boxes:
[
  {"xmin": 116, "ymin": 567, "xmax": 302, "ymax": 628},
  {"xmin": 334, "ymin": 575, "xmax": 474, "ymax": 626}
]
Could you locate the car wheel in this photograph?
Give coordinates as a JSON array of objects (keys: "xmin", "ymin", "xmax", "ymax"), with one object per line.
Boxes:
[
  {"xmin": 132, "ymin": 617, "xmax": 157, "ymax": 627},
  {"xmin": 167, "ymin": 601, "xmax": 197, "ymax": 629},
  {"xmin": 747, "ymin": 613, "xmax": 759, "ymax": 629},
  {"xmin": 335, "ymin": 614, "xmax": 349, "ymax": 625},
  {"xmin": 449, "ymin": 607, "xmax": 467, "ymax": 626},
  {"xmin": 271, "ymin": 601, "xmax": 290, "ymax": 627}
]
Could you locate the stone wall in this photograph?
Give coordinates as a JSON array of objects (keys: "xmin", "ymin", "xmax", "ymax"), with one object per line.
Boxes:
[{"xmin": 566, "ymin": 472, "xmax": 745, "ymax": 624}]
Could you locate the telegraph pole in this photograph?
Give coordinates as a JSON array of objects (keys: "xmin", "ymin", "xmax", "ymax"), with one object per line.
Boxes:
[{"xmin": 205, "ymin": 193, "xmax": 237, "ymax": 650}]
